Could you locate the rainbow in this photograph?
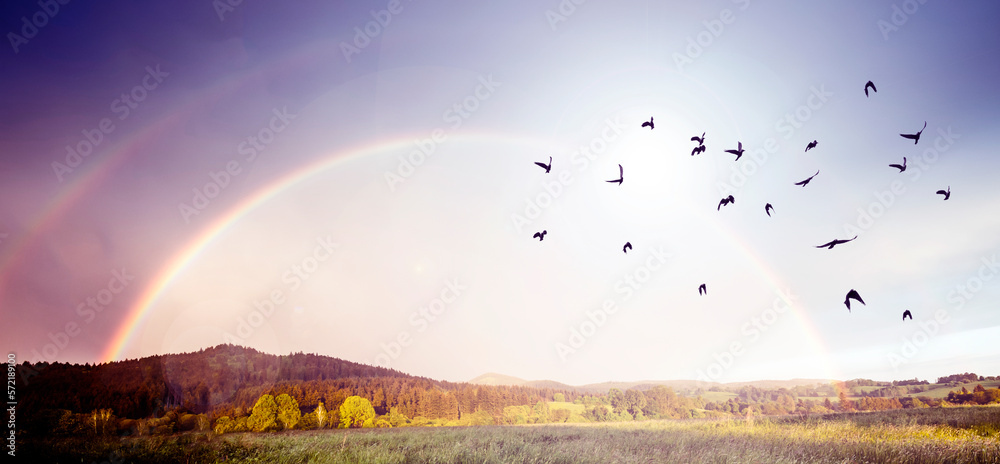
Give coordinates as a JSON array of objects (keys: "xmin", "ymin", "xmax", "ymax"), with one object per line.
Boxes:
[
  {"xmin": 99, "ymin": 133, "xmax": 553, "ymax": 363},
  {"xmin": 100, "ymin": 134, "xmax": 840, "ymax": 384}
]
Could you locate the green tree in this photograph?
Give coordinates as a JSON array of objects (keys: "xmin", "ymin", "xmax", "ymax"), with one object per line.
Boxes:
[
  {"xmin": 339, "ymin": 396, "xmax": 375, "ymax": 428},
  {"xmin": 554, "ymin": 393, "xmax": 566, "ymax": 402},
  {"xmin": 247, "ymin": 394, "xmax": 280, "ymax": 432},
  {"xmin": 532, "ymin": 400, "xmax": 551, "ymax": 423},
  {"xmin": 275, "ymin": 393, "xmax": 301, "ymax": 430},
  {"xmin": 624, "ymin": 390, "xmax": 646, "ymax": 418},
  {"xmin": 551, "ymin": 408, "xmax": 571, "ymax": 423},
  {"xmin": 608, "ymin": 388, "xmax": 626, "ymax": 414},
  {"xmin": 387, "ymin": 407, "xmax": 410, "ymax": 427}
]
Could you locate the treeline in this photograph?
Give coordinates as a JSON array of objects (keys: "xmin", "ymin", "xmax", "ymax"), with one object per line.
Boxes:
[{"xmin": 15, "ymin": 345, "xmax": 1000, "ymax": 438}]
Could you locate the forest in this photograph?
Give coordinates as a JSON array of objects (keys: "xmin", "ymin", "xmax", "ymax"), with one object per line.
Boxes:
[{"xmin": 14, "ymin": 344, "xmax": 1000, "ymax": 438}]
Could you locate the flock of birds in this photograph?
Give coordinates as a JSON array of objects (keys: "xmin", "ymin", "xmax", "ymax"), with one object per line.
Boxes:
[{"xmin": 530, "ymin": 80, "xmax": 951, "ymax": 322}]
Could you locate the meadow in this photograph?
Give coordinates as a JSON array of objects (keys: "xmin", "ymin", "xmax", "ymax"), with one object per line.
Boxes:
[{"xmin": 25, "ymin": 406, "xmax": 1000, "ymax": 463}]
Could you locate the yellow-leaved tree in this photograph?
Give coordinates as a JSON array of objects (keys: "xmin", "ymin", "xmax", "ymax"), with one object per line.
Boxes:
[
  {"xmin": 275, "ymin": 393, "xmax": 301, "ymax": 430},
  {"xmin": 247, "ymin": 394, "xmax": 280, "ymax": 432},
  {"xmin": 339, "ymin": 396, "xmax": 375, "ymax": 428}
]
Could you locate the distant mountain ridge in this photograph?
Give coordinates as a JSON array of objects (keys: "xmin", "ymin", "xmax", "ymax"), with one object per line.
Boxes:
[{"xmin": 469, "ymin": 373, "xmax": 839, "ymax": 393}]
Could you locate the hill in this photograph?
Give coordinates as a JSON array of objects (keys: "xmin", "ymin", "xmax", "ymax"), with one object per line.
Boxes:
[
  {"xmin": 470, "ymin": 374, "xmax": 839, "ymax": 394},
  {"xmin": 17, "ymin": 344, "xmax": 418, "ymax": 419}
]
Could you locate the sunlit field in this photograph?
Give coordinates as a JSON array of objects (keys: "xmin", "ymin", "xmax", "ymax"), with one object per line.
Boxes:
[{"xmin": 27, "ymin": 406, "xmax": 1000, "ymax": 463}]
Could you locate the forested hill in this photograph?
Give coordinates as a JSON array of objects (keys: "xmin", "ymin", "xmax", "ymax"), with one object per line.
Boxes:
[{"xmin": 16, "ymin": 344, "xmax": 417, "ymax": 419}]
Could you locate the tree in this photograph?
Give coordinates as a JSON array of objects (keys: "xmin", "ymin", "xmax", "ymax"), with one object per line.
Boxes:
[
  {"xmin": 532, "ymin": 400, "xmax": 551, "ymax": 423},
  {"xmin": 837, "ymin": 390, "xmax": 854, "ymax": 412},
  {"xmin": 624, "ymin": 390, "xmax": 646, "ymax": 418},
  {"xmin": 551, "ymin": 408, "xmax": 571, "ymax": 423},
  {"xmin": 276, "ymin": 393, "xmax": 301, "ymax": 430},
  {"xmin": 247, "ymin": 394, "xmax": 280, "ymax": 432},
  {"xmin": 314, "ymin": 401, "xmax": 329, "ymax": 428},
  {"xmin": 339, "ymin": 396, "xmax": 375, "ymax": 428},
  {"xmin": 608, "ymin": 389, "xmax": 626, "ymax": 414},
  {"xmin": 554, "ymin": 393, "xmax": 566, "ymax": 402}
]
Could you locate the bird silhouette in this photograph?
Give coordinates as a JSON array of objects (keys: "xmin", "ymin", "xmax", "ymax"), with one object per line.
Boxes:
[
  {"xmin": 765, "ymin": 203, "xmax": 774, "ymax": 217},
  {"xmin": 805, "ymin": 140, "xmax": 818, "ymax": 152},
  {"xmin": 691, "ymin": 132, "xmax": 706, "ymax": 144},
  {"xmin": 718, "ymin": 195, "xmax": 735, "ymax": 210},
  {"xmin": 889, "ymin": 157, "xmax": 907, "ymax": 173},
  {"xmin": 864, "ymin": 80, "xmax": 877, "ymax": 97},
  {"xmin": 532, "ymin": 230, "xmax": 547, "ymax": 241},
  {"xmin": 816, "ymin": 235, "xmax": 858, "ymax": 249},
  {"xmin": 623, "ymin": 242, "xmax": 632, "ymax": 254},
  {"xmin": 691, "ymin": 145, "xmax": 706, "ymax": 156},
  {"xmin": 725, "ymin": 142, "xmax": 744, "ymax": 161},
  {"xmin": 900, "ymin": 121, "xmax": 927, "ymax": 145},
  {"xmin": 606, "ymin": 164, "xmax": 623, "ymax": 185},
  {"xmin": 698, "ymin": 284, "xmax": 707, "ymax": 296},
  {"xmin": 902, "ymin": 310, "xmax": 913, "ymax": 320},
  {"xmin": 794, "ymin": 170, "xmax": 820, "ymax": 187},
  {"xmin": 534, "ymin": 156, "xmax": 552, "ymax": 173},
  {"xmin": 936, "ymin": 186, "xmax": 950, "ymax": 200},
  {"xmin": 641, "ymin": 117, "xmax": 654, "ymax": 130},
  {"xmin": 844, "ymin": 289, "xmax": 865, "ymax": 311}
]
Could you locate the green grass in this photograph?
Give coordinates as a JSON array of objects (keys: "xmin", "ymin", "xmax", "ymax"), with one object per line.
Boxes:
[
  {"xmin": 547, "ymin": 401, "xmax": 585, "ymax": 414},
  {"xmin": 699, "ymin": 391, "xmax": 738, "ymax": 402},
  {"xmin": 22, "ymin": 406, "xmax": 1000, "ymax": 463}
]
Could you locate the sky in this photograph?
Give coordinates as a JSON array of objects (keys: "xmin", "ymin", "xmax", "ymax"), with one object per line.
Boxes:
[{"xmin": 1, "ymin": 1, "xmax": 999, "ymax": 387}]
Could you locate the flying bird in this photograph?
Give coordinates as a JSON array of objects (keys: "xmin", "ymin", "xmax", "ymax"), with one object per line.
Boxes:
[
  {"xmin": 691, "ymin": 145, "xmax": 706, "ymax": 156},
  {"xmin": 691, "ymin": 132, "xmax": 706, "ymax": 144},
  {"xmin": 623, "ymin": 242, "xmax": 632, "ymax": 254},
  {"xmin": 889, "ymin": 157, "xmax": 907, "ymax": 173},
  {"xmin": 606, "ymin": 164, "xmax": 623, "ymax": 185},
  {"xmin": 844, "ymin": 289, "xmax": 866, "ymax": 311},
  {"xmin": 936, "ymin": 186, "xmax": 950, "ymax": 200},
  {"xmin": 765, "ymin": 203, "xmax": 774, "ymax": 217},
  {"xmin": 903, "ymin": 310, "xmax": 913, "ymax": 320},
  {"xmin": 641, "ymin": 117, "xmax": 654, "ymax": 130},
  {"xmin": 864, "ymin": 80, "xmax": 877, "ymax": 97},
  {"xmin": 815, "ymin": 235, "xmax": 858, "ymax": 249},
  {"xmin": 725, "ymin": 142, "xmax": 744, "ymax": 161},
  {"xmin": 718, "ymin": 195, "xmax": 735, "ymax": 210},
  {"xmin": 698, "ymin": 284, "xmax": 707, "ymax": 296},
  {"xmin": 534, "ymin": 156, "xmax": 552, "ymax": 173},
  {"xmin": 900, "ymin": 121, "xmax": 927, "ymax": 145},
  {"xmin": 805, "ymin": 140, "xmax": 818, "ymax": 152},
  {"xmin": 794, "ymin": 170, "xmax": 820, "ymax": 187},
  {"xmin": 532, "ymin": 230, "xmax": 547, "ymax": 241}
]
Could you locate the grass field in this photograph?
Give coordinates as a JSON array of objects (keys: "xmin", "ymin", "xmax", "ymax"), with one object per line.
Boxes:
[
  {"xmin": 910, "ymin": 381, "xmax": 1000, "ymax": 399},
  {"xmin": 24, "ymin": 406, "xmax": 1000, "ymax": 463}
]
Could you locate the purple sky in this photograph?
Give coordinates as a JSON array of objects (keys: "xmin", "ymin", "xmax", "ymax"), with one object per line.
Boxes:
[{"xmin": 2, "ymin": 1, "xmax": 999, "ymax": 385}]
